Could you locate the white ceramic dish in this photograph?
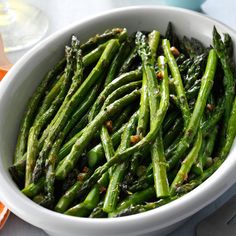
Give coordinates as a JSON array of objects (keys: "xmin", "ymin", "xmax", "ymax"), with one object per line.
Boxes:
[{"xmin": 0, "ymin": 6, "xmax": 236, "ymax": 236}]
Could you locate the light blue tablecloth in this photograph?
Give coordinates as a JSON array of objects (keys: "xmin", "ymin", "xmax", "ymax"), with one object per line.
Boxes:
[{"xmin": 2, "ymin": 0, "xmax": 236, "ymax": 235}]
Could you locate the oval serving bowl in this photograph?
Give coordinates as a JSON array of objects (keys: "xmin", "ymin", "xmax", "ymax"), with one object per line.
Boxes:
[{"xmin": 0, "ymin": 6, "xmax": 236, "ymax": 236}]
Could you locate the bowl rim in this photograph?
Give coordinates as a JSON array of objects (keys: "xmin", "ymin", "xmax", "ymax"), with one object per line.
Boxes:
[{"xmin": 1, "ymin": 4, "xmax": 236, "ymax": 234}]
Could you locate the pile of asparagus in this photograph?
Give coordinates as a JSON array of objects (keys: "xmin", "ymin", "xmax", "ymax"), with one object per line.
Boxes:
[{"xmin": 9, "ymin": 23, "xmax": 236, "ymax": 217}]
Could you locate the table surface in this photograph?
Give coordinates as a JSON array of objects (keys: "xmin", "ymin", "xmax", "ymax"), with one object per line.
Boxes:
[{"xmin": 1, "ymin": 0, "xmax": 236, "ymax": 235}]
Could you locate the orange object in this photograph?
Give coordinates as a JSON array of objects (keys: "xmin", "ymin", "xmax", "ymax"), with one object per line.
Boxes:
[
  {"xmin": 0, "ymin": 35, "xmax": 12, "ymax": 81},
  {"xmin": 0, "ymin": 67, "xmax": 9, "ymax": 80},
  {"xmin": 0, "ymin": 202, "xmax": 10, "ymax": 230},
  {"xmin": 0, "ymin": 64, "xmax": 11, "ymax": 230}
]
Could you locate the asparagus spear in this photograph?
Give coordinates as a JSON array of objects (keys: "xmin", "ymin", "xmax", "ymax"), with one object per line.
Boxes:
[
  {"xmin": 168, "ymin": 49, "xmax": 218, "ymax": 169},
  {"xmin": 162, "ymin": 39, "xmax": 190, "ymax": 127},
  {"xmin": 213, "ymin": 27, "xmax": 235, "ymax": 149},
  {"xmin": 108, "ymin": 187, "xmax": 156, "ymax": 217},
  {"xmin": 57, "ymin": 81, "xmax": 103, "ymax": 160},
  {"xmin": 170, "ymin": 130, "xmax": 202, "ymax": 195},
  {"xmin": 136, "ymin": 67, "xmax": 149, "ymax": 138},
  {"xmin": 45, "ymin": 77, "xmax": 100, "ymax": 202},
  {"xmin": 165, "ymin": 22, "xmax": 179, "ymax": 48},
  {"xmin": 99, "ymin": 80, "xmax": 141, "ymax": 176},
  {"xmin": 33, "ymin": 72, "xmax": 65, "ymax": 124},
  {"xmin": 81, "ymin": 28, "xmax": 127, "ymax": 52},
  {"xmin": 148, "ymin": 30, "xmax": 160, "ymax": 64},
  {"xmin": 103, "ymin": 111, "xmax": 139, "ymax": 213},
  {"xmin": 150, "ymin": 56, "xmax": 170, "ymax": 198},
  {"xmin": 193, "ymin": 126, "xmax": 218, "ymax": 174},
  {"xmin": 201, "ymin": 98, "xmax": 225, "ymax": 136},
  {"xmin": 128, "ymin": 173, "xmax": 153, "ymax": 193},
  {"xmin": 136, "ymin": 31, "xmax": 170, "ymax": 198},
  {"xmin": 128, "ymin": 31, "xmax": 159, "ymax": 175},
  {"xmin": 14, "ymin": 58, "xmax": 66, "ymax": 163},
  {"xmin": 100, "ymin": 126, "xmax": 115, "ymax": 163},
  {"xmin": 25, "ymin": 45, "xmax": 79, "ymax": 187},
  {"xmin": 101, "ymin": 81, "xmax": 142, "ymax": 108},
  {"xmin": 219, "ymin": 95, "xmax": 236, "ymax": 159}
]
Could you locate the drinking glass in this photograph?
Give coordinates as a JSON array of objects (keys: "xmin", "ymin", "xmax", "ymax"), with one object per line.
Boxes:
[{"xmin": 0, "ymin": 0, "xmax": 48, "ymax": 52}]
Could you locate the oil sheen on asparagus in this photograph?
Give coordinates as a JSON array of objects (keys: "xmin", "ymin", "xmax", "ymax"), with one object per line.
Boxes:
[{"xmin": 10, "ymin": 24, "xmax": 236, "ymax": 217}]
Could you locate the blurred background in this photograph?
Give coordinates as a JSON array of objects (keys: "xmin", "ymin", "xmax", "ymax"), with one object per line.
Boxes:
[{"xmin": 3, "ymin": 0, "xmax": 235, "ymax": 63}]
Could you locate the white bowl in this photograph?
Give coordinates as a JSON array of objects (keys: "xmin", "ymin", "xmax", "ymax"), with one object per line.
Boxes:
[{"xmin": 0, "ymin": 6, "xmax": 236, "ymax": 236}]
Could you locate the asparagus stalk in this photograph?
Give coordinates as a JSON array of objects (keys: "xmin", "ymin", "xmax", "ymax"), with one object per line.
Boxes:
[
  {"xmin": 168, "ymin": 49, "xmax": 218, "ymax": 169},
  {"xmin": 8, "ymin": 157, "xmax": 26, "ymax": 188},
  {"xmin": 108, "ymin": 187, "xmax": 156, "ymax": 217},
  {"xmin": 25, "ymin": 45, "xmax": 79, "ymax": 187},
  {"xmin": 136, "ymin": 31, "xmax": 170, "ymax": 198},
  {"xmin": 193, "ymin": 126, "xmax": 218, "ymax": 174},
  {"xmin": 170, "ymin": 130, "xmax": 202, "ymax": 195},
  {"xmin": 33, "ymin": 73, "xmax": 65, "ymax": 124},
  {"xmin": 100, "ymin": 126, "xmax": 115, "ymax": 163},
  {"xmin": 162, "ymin": 39, "xmax": 190, "ymax": 127},
  {"xmin": 213, "ymin": 27, "xmax": 235, "ymax": 146},
  {"xmin": 81, "ymin": 28, "xmax": 127, "ymax": 52},
  {"xmin": 99, "ymin": 80, "xmax": 141, "ymax": 176},
  {"xmin": 148, "ymin": 30, "xmax": 160, "ymax": 64},
  {"xmin": 151, "ymin": 56, "xmax": 170, "ymax": 198},
  {"xmin": 136, "ymin": 68, "xmax": 149, "ymax": 137},
  {"xmin": 201, "ymin": 98, "xmax": 225, "ymax": 136},
  {"xmin": 103, "ymin": 111, "xmax": 139, "ymax": 213},
  {"xmin": 14, "ymin": 58, "xmax": 66, "ymax": 163},
  {"xmin": 219, "ymin": 95, "xmax": 236, "ymax": 159}
]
